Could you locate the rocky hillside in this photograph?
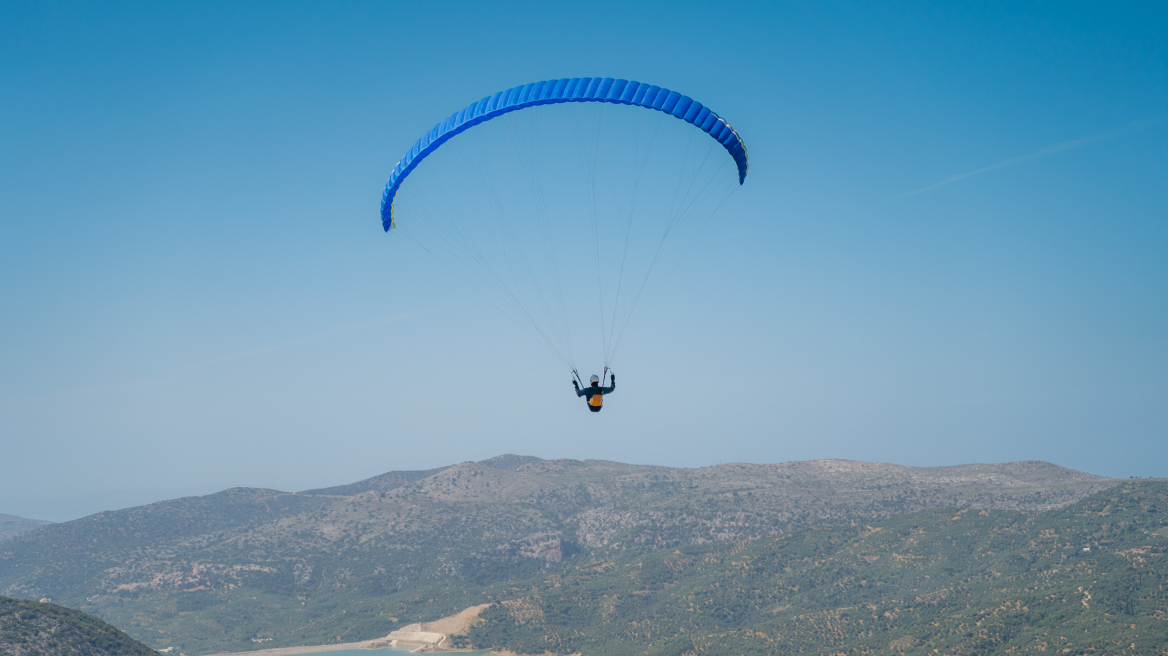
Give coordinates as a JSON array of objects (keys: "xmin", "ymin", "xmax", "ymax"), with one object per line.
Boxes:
[
  {"xmin": 0, "ymin": 596, "xmax": 156, "ymax": 656},
  {"xmin": 466, "ymin": 480, "xmax": 1168, "ymax": 656},
  {"xmin": 0, "ymin": 456, "xmax": 1118, "ymax": 654},
  {"xmin": 0, "ymin": 514, "xmax": 50, "ymax": 543}
]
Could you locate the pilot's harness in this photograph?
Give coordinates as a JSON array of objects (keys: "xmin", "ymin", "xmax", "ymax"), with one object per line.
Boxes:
[{"xmin": 573, "ymin": 367, "xmax": 611, "ymax": 408}]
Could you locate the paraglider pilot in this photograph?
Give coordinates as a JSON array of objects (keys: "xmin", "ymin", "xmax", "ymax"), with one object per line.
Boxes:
[{"xmin": 574, "ymin": 372, "xmax": 615, "ymax": 412}]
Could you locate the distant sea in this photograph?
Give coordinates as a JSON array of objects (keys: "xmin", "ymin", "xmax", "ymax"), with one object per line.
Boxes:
[
  {"xmin": 273, "ymin": 650, "xmax": 406, "ymax": 656},
  {"xmin": 315, "ymin": 651, "xmax": 404, "ymax": 655},
  {"xmin": 300, "ymin": 651, "xmax": 394, "ymax": 656},
  {"xmin": 294, "ymin": 644, "xmax": 490, "ymax": 648},
  {"xmin": 291, "ymin": 650, "xmax": 403, "ymax": 656}
]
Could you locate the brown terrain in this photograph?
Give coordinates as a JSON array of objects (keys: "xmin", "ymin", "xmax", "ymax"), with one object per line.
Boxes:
[{"xmin": 0, "ymin": 455, "xmax": 1119, "ymax": 654}]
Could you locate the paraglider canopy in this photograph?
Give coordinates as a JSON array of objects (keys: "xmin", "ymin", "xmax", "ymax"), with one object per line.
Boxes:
[{"xmin": 381, "ymin": 77, "xmax": 749, "ymax": 231}]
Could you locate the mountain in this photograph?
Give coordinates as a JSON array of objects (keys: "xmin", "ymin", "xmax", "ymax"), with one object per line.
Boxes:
[
  {"xmin": 465, "ymin": 480, "xmax": 1168, "ymax": 656},
  {"xmin": 0, "ymin": 514, "xmax": 50, "ymax": 543},
  {"xmin": 0, "ymin": 456, "xmax": 1118, "ymax": 654},
  {"xmin": 0, "ymin": 596, "xmax": 157, "ymax": 655}
]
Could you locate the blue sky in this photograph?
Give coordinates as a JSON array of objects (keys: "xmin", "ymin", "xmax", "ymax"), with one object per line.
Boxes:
[{"xmin": 2, "ymin": 1, "xmax": 1165, "ymax": 521}]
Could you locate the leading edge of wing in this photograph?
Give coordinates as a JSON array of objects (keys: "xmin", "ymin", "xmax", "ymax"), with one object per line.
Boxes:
[{"xmin": 380, "ymin": 77, "xmax": 749, "ymax": 231}]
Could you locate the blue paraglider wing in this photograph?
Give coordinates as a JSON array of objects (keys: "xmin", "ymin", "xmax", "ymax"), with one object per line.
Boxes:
[{"xmin": 380, "ymin": 77, "xmax": 749, "ymax": 231}]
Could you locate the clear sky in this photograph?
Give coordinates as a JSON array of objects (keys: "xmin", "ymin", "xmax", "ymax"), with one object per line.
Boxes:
[{"xmin": 2, "ymin": 1, "xmax": 1166, "ymax": 521}]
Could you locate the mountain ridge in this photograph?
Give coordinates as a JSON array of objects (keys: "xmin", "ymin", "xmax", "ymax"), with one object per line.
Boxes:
[
  {"xmin": 0, "ymin": 456, "xmax": 1121, "ymax": 654},
  {"xmin": 0, "ymin": 513, "xmax": 51, "ymax": 543}
]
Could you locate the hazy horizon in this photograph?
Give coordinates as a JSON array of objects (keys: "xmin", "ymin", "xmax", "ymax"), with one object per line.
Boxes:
[{"xmin": 6, "ymin": 452, "xmax": 1157, "ymax": 523}]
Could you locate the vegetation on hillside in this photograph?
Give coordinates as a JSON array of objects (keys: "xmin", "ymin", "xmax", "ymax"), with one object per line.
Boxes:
[
  {"xmin": 0, "ymin": 456, "xmax": 1123, "ymax": 654},
  {"xmin": 466, "ymin": 481, "xmax": 1168, "ymax": 655},
  {"xmin": 0, "ymin": 596, "xmax": 157, "ymax": 656}
]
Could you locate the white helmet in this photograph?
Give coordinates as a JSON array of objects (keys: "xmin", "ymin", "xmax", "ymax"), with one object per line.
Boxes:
[{"xmin": 590, "ymin": 374, "xmax": 600, "ymax": 384}]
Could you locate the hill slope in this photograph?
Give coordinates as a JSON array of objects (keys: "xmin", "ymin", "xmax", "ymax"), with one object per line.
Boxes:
[
  {"xmin": 0, "ymin": 456, "xmax": 1118, "ymax": 654},
  {"xmin": 0, "ymin": 596, "xmax": 156, "ymax": 656},
  {"xmin": 0, "ymin": 514, "xmax": 50, "ymax": 543},
  {"xmin": 467, "ymin": 480, "xmax": 1168, "ymax": 656}
]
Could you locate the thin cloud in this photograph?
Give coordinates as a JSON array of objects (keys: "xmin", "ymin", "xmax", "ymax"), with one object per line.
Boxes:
[{"xmin": 902, "ymin": 116, "xmax": 1166, "ymax": 198}]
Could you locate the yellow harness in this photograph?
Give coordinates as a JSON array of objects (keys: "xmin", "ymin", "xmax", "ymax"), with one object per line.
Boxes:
[{"xmin": 589, "ymin": 393, "xmax": 603, "ymax": 407}]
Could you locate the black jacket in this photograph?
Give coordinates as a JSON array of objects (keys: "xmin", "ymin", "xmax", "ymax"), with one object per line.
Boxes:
[{"xmin": 574, "ymin": 377, "xmax": 615, "ymax": 412}]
